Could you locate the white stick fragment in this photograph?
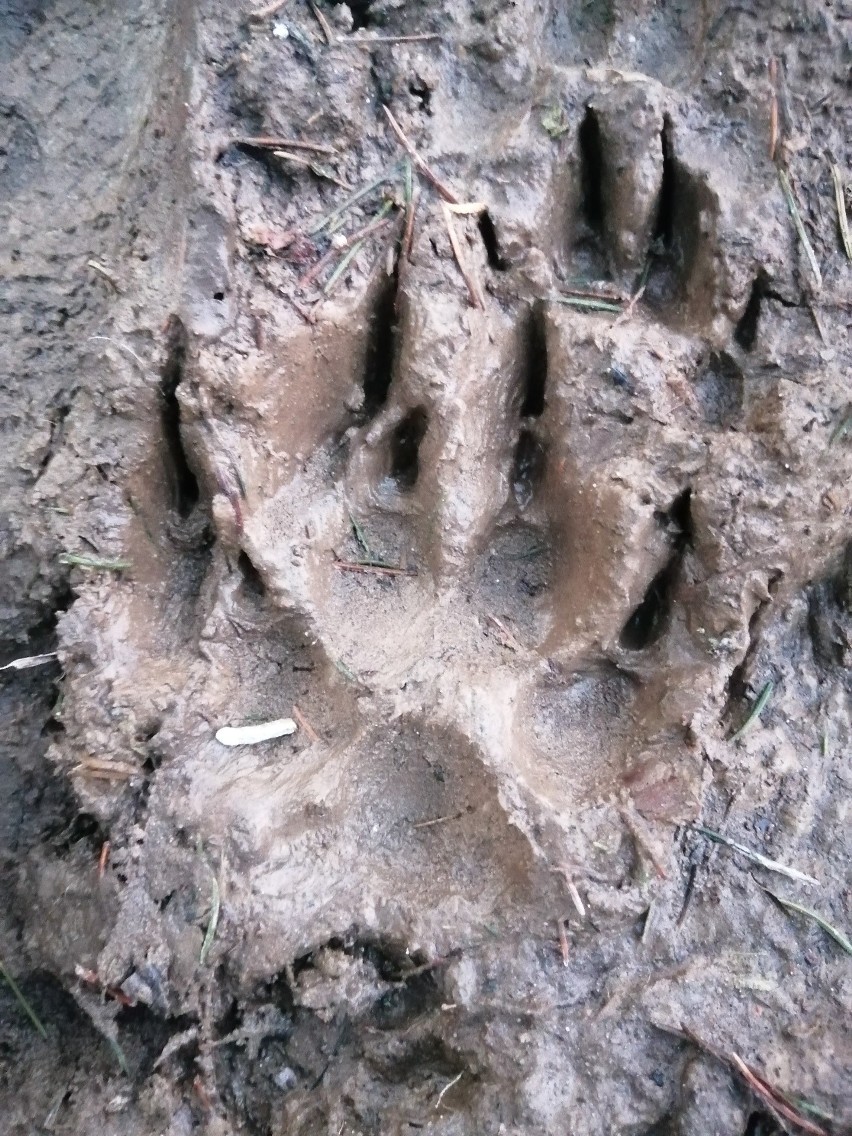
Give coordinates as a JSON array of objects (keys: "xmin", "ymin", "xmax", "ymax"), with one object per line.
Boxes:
[
  {"xmin": 0, "ymin": 653, "xmax": 58, "ymax": 672},
  {"xmin": 215, "ymin": 718, "xmax": 297, "ymax": 746}
]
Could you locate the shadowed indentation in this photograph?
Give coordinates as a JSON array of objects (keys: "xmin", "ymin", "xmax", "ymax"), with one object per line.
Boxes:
[
  {"xmin": 512, "ymin": 430, "xmax": 546, "ymax": 510},
  {"xmin": 519, "ymin": 303, "xmax": 547, "ymax": 418},
  {"xmin": 389, "ymin": 408, "xmax": 428, "ymax": 490},
  {"xmin": 695, "ymin": 352, "xmax": 744, "ymax": 429},
  {"xmin": 579, "ymin": 105, "xmax": 605, "ymax": 238},
  {"xmin": 363, "ymin": 276, "xmax": 398, "ymax": 417},
  {"xmin": 160, "ymin": 316, "xmax": 199, "ymax": 518},
  {"xmin": 331, "ymin": 0, "xmax": 372, "ymax": 29},
  {"xmin": 237, "ymin": 550, "xmax": 266, "ymax": 597},
  {"xmin": 620, "ymin": 489, "xmax": 692, "ymax": 650},
  {"xmin": 478, "ymin": 210, "xmax": 509, "ymax": 270},
  {"xmin": 734, "ymin": 271, "xmax": 768, "ymax": 350}
]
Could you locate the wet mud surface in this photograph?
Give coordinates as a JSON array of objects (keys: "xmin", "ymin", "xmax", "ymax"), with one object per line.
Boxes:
[{"xmin": 1, "ymin": 2, "xmax": 851, "ymax": 1133}]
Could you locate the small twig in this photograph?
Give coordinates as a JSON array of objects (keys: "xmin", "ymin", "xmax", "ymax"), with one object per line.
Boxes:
[
  {"xmin": 412, "ymin": 812, "xmax": 463, "ymax": 830},
  {"xmin": 557, "ymin": 918, "xmax": 570, "ymax": 967},
  {"xmin": 87, "ymin": 260, "xmax": 120, "ymax": 291},
  {"xmin": 199, "ymin": 852, "xmax": 221, "ymax": 967},
  {"xmin": 308, "ymin": 165, "xmax": 400, "ymax": 235},
  {"xmin": 59, "ymin": 552, "xmax": 131, "ymax": 572},
  {"xmin": 546, "ymin": 294, "xmax": 623, "ymax": 314},
  {"xmin": 292, "ymin": 703, "xmax": 321, "ymax": 743},
  {"xmin": 486, "ymin": 613, "xmax": 522, "ymax": 651},
  {"xmin": 778, "ymin": 168, "xmax": 822, "ymax": 291},
  {"xmin": 98, "ymin": 841, "xmax": 110, "ymax": 879},
  {"xmin": 73, "ymin": 759, "xmax": 138, "ymax": 780},
  {"xmin": 0, "ymin": 958, "xmax": 47, "ymax": 1038},
  {"xmin": 87, "ymin": 335, "xmax": 147, "ymax": 372},
  {"xmin": 334, "ymin": 559, "xmax": 412, "ymax": 577},
  {"xmin": 382, "ymin": 105, "xmax": 460, "ymax": 204},
  {"xmin": 808, "ymin": 302, "xmax": 827, "ymax": 344},
  {"xmin": 339, "ymin": 33, "xmax": 442, "ymax": 46},
  {"xmin": 296, "ymin": 246, "xmax": 337, "ymax": 290},
  {"xmin": 768, "ymin": 58, "xmax": 779, "ymax": 161},
  {"xmin": 249, "ymin": 0, "xmax": 288, "ymax": 18},
  {"xmin": 729, "ymin": 1053, "xmax": 829, "ymax": 1136},
  {"xmin": 441, "ymin": 203, "xmax": 484, "ymax": 308},
  {"xmin": 323, "ymin": 235, "xmax": 372, "ymax": 294},
  {"xmin": 323, "ymin": 203, "xmax": 397, "ymax": 295},
  {"xmin": 272, "ymin": 150, "xmax": 351, "ymax": 190},
  {"xmin": 307, "ymin": 0, "xmax": 333, "ymax": 43},
  {"xmin": 829, "ymin": 162, "xmax": 852, "ymax": 261},
  {"xmin": 694, "ymin": 826, "xmax": 819, "ymax": 886},
  {"xmin": 434, "ymin": 1071, "xmax": 463, "ymax": 1109},
  {"xmin": 231, "ymin": 134, "xmax": 338, "ymax": 156},
  {"xmin": 657, "ymin": 1025, "xmax": 830, "ymax": 1136},
  {"xmin": 300, "ymin": 212, "xmax": 395, "ymax": 291},
  {"xmin": 761, "ymin": 887, "xmax": 852, "ymax": 955},
  {"xmin": 563, "ymin": 876, "xmax": 586, "ymax": 921},
  {"xmin": 446, "ymin": 201, "xmax": 487, "ymax": 215},
  {"xmin": 729, "ymin": 679, "xmax": 773, "ymax": 740},
  {"xmin": 74, "ymin": 966, "xmax": 134, "ymax": 1006},
  {"xmin": 0, "ymin": 652, "xmax": 58, "ymax": 673}
]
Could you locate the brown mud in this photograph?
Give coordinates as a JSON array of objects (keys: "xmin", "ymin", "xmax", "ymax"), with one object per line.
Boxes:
[{"xmin": 1, "ymin": 2, "xmax": 851, "ymax": 1134}]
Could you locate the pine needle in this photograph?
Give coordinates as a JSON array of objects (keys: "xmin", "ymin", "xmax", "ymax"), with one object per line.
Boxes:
[
  {"xmin": 694, "ymin": 826, "xmax": 819, "ymax": 885},
  {"xmin": 762, "ymin": 888, "xmax": 852, "ymax": 955},
  {"xmin": 349, "ymin": 513, "xmax": 373, "ymax": 558},
  {"xmin": 308, "ymin": 166, "xmax": 400, "ymax": 236},
  {"xmin": 199, "ymin": 872, "xmax": 221, "ymax": 967},
  {"xmin": 778, "ymin": 169, "xmax": 822, "ymax": 290},
  {"xmin": 0, "ymin": 958, "xmax": 47, "ymax": 1038},
  {"xmin": 829, "ymin": 163, "xmax": 852, "ymax": 261},
  {"xmin": 545, "ymin": 294, "xmax": 623, "ymax": 314}
]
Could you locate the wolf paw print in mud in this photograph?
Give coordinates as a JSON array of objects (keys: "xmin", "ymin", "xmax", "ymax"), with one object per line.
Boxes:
[{"xmin": 59, "ymin": 65, "xmax": 849, "ymax": 995}]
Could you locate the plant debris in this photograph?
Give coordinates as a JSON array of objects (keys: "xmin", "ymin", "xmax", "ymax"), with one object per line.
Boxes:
[
  {"xmin": 777, "ymin": 169, "xmax": 822, "ymax": 291},
  {"xmin": 382, "ymin": 105, "xmax": 460, "ymax": 205},
  {"xmin": 729, "ymin": 679, "xmax": 774, "ymax": 740},
  {"xmin": 59, "ymin": 552, "xmax": 131, "ymax": 571},
  {"xmin": 829, "ymin": 162, "xmax": 852, "ymax": 261},
  {"xmin": 541, "ymin": 105, "xmax": 570, "ymax": 138},
  {"xmin": 199, "ymin": 866, "xmax": 221, "ymax": 966},
  {"xmin": 0, "ymin": 959, "xmax": 47, "ymax": 1038},
  {"xmin": 0, "ymin": 652, "xmax": 58, "ymax": 673},
  {"xmin": 694, "ymin": 826, "xmax": 819, "ymax": 885},
  {"xmin": 546, "ymin": 294, "xmax": 624, "ymax": 313},
  {"xmin": 761, "ymin": 887, "xmax": 852, "ymax": 955},
  {"xmin": 215, "ymin": 718, "xmax": 297, "ymax": 746},
  {"xmin": 441, "ymin": 202, "xmax": 485, "ymax": 308}
]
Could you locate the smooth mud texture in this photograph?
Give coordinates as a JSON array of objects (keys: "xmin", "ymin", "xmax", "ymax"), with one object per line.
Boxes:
[{"xmin": 1, "ymin": 2, "xmax": 851, "ymax": 1134}]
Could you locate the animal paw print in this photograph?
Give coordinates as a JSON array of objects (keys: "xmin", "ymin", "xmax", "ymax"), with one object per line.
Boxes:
[{"xmin": 58, "ymin": 64, "xmax": 848, "ymax": 988}]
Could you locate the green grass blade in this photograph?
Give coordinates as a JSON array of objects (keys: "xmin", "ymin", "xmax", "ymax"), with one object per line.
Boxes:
[
  {"xmin": 729, "ymin": 680, "xmax": 773, "ymax": 741},
  {"xmin": 0, "ymin": 958, "xmax": 47, "ymax": 1038}
]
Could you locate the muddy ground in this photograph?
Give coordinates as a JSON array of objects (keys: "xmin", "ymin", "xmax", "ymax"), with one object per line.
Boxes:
[{"xmin": 1, "ymin": 1, "xmax": 851, "ymax": 1133}]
